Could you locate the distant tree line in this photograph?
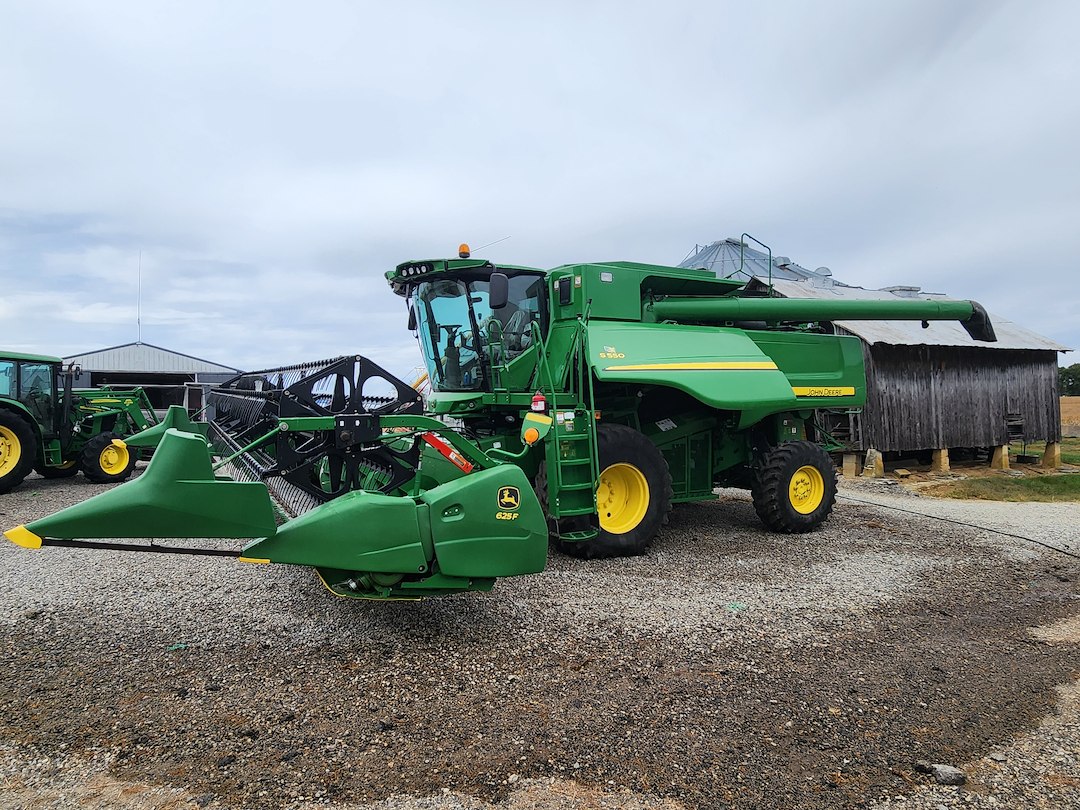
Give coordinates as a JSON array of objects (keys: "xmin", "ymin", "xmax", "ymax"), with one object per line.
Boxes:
[{"xmin": 1062, "ymin": 363, "xmax": 1080, "ymax": 396}]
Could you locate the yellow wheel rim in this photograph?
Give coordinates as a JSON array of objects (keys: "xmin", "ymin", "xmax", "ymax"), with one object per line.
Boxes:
[
  {"xmin": 596, "ymin": 462, "xmax": 650, "ymax": 534},
  {"xmin": 0, "ymin": 425, "xmax": 23, "ymax": 476},
  {"xmin": 789, "ymin": 464, "xmax": 825, "ymax": 514},
  {"xmin": 98, "ymin": 441, "xmax": 130, "ymax": 475}
]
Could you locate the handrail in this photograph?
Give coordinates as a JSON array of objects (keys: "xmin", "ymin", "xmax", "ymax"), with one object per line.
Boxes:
[{"xmin": 740, "ymin": 232, "xmax": 773, "ymax": 295}]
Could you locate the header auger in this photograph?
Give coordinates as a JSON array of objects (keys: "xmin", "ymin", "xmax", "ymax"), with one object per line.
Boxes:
[{"xmin": 5, "ymin": 251, "xmax": 997, "ymax": 600}]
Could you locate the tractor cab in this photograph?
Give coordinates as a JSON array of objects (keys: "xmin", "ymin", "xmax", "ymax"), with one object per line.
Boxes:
[
  {"xmin": 0, "ymin": 354, "xmax": 64, "ymax": 438},
  {"xmin": 388, "ymin": 256, "xmax": 548, "ymax": 395}
]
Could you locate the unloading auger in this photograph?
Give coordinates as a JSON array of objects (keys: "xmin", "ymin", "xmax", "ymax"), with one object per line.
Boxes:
[{"xmin": 5, "ymin": 247, "xmax": 997, "ymax": 600}]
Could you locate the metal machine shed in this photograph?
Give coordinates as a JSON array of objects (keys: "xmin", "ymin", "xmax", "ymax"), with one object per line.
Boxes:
[
  {"xmin": 64, "ymin": 342, "xmax": 241, "ymax": 409},
  {"xmin": 680, "ymin": 240, "xmax": 1071, "ymax": 455}
]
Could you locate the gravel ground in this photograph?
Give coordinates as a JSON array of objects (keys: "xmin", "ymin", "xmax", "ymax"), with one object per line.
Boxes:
[{"xmin": 0, "ymin": 470, "xmax": 1078, "ymax": 810}]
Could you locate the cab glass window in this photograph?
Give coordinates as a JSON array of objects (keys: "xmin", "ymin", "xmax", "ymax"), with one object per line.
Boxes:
[
  {"xmin": 18, "ymin": 362, "xmax": 55, "ymax": 427},
  {"xmin": 19, "ymin": 363, "xmax": 54, "ymax": 399},
  {"xmin": 0, "ymin": 361, "xmax": 13, "ymax": 398}
]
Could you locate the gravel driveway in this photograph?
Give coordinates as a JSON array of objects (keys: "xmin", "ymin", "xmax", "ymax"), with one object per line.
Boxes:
[{"xmin": 0, "ymin": 471, "xmax": 1077, "ymax": 810}]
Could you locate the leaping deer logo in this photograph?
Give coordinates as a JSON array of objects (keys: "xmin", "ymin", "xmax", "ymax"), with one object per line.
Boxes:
[{"xmin": 498, "ymin": 486, "xmax": 520, "ymax": 510}]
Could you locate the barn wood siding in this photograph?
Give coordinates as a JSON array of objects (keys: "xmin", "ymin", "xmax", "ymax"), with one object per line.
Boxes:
[{"xmin": 860, "ymin": 344, "xmax": 1061, "ymax": 452}]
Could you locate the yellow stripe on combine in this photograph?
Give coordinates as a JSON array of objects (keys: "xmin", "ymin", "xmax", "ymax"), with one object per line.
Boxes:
[
  {"xmin": 791, "ymin": 386, "xmax": 856, "ymax": 397},
  {"xmin": 604, "ymin": 361, "xmax": 779, "ymax": 371},
  {"xmin": 237, "ymin": 556, "xmax": 271, "ymax": 564}
]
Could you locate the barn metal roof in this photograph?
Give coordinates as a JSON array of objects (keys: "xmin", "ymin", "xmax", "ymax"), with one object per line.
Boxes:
[
  {"xmin": 63, "ymin": 342, "xmax": 241, "ymax": 373},
  {"xmin": 756, "ymin": 278, "xmax": 1070, "ymax": 352}
]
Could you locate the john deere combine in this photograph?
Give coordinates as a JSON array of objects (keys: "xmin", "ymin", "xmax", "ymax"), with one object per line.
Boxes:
[
  {"xmin": 0, "ymin": 352, "xmax": 159, "ymax": 493},
  {"xmin": 4, "ymin": 250, "xmax": 996, "ymax": 599}
]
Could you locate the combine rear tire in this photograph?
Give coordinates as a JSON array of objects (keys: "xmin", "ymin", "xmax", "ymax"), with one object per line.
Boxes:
[
  {"xmin": 35, "ymin": 460, "xmax": 80, "ymax": 479},
  {"xmin": 751, "ymin": 441, "xmax": 837, "ymax": 533},
  {"xmin": 555, "ymin": 423, "xmax": 672, "ymax": 559},
  {"xmin": 81, "ymin": 433, "xmax": 137, "ymax": 483},
  {"xmin": 0, "ymin": 411, "xmax": 35, "ymax": 494}
]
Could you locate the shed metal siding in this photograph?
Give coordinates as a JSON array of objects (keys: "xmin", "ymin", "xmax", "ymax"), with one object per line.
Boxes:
[{"xmin": 861, "ymin": 344, "xmax": 1062, "ymax": 451}]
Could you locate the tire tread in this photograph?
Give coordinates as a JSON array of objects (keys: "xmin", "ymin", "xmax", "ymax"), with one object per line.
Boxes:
[{"xmin": 751, "ymin": 440, "xmax": 837, "ymax": 533}]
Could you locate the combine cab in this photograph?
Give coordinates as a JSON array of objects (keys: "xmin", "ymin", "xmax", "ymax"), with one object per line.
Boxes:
[{"xmin": 4, "ymin": 248, "xmax": 997, "ymax": 599}]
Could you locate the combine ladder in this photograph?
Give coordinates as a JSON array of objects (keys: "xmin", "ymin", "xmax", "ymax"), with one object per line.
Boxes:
[{"xmin": 544, "ymin": 312, "xmax": 600, "ymax": 542}]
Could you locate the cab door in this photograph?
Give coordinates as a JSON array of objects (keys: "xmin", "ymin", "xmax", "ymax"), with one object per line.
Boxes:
[{"xmin": 17, "ymin": 361, "xmax": 58, "ymax": 436}]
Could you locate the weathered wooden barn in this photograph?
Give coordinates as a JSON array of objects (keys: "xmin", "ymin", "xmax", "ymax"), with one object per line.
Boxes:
[{"xmin": 680, "ymin": 239, "xmax": 1071, "ymax": 457}]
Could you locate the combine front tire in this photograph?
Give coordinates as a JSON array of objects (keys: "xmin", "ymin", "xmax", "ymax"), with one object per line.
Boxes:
[
  {"xmin": 0, "ymin": 411, "xmax": 35, "ymax": 494},
  {"xmin": 751, "ymin": 441, "xmax": 837, "ymax": 533},
  {"xmin": 81, "ymin": 433, "xmax": 137, "ymax": 483},
  {"xmin": 557, "ymin": 423, "xmax": 672, "ymax": 559}
]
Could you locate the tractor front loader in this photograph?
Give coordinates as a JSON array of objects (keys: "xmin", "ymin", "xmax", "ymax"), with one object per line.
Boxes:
[
  {"xmin": 0, "ymin": 352, "xmax": 162, "ymax": 494},
  {"xmin": 4, "ymin": 250, "xmax": 997, "ymax": 599}
]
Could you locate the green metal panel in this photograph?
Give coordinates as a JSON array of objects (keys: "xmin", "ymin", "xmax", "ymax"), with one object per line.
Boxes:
[
  {"xmin": 747, "ymin": 330, "xmax": 866, "ymax": 408},
  {"xmin": 20, "ymin": 429, "xmax": 277, "ymax": 539},
  {"xmin": 422, "ymin": 465, "xmax": 547, "ymax": 577},
  {"xmin": 587, "ymin": 321, "xmax": 798, "ymax": 419},
  {"xmin": 245, "ymin": 490, "xmax": 429, "ymax": 571},
  {"xmin": 576, "ymin": 264, "xmax": 645, "ymax": 321}
]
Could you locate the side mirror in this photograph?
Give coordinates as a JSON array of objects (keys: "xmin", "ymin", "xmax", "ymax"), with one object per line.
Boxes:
[
  {"xmin": 407, "ymin": 303, "xmax": 417, "ymax": 331},
  {"xmin": 489, "ymin": 272, "xmax": 509, "ymax": 310}
]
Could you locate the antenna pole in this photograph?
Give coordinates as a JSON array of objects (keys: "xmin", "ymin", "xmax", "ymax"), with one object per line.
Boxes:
[{"xmin": 137, "ymin": 250, "xmax": 142, "ymax": 344}]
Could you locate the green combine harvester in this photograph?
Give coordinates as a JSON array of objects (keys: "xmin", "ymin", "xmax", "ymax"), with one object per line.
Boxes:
[
  {"xmin": 4, "ymin": 248, "xmax": 996, "ymax": 599},
  {"xmin": 0, "ymin": 352, "xmax": 160, "ymax": 493}
]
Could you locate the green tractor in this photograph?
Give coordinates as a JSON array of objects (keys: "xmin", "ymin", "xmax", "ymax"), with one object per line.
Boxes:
[
  {"xmin": 4, "ymin": 252, "xmax": 996, "ymax": 599},
  {"xmin": 0, "ymin": 351, "xmax": 160, "ymax": 493}
]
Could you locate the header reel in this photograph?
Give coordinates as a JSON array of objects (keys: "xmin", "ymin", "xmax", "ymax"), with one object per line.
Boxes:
[{"xmin": 209, "ymin": 356, "xmax": 425, "ymax": 517}]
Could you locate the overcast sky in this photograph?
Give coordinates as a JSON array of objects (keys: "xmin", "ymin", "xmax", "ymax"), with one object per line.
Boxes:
[{"xmin": 2, "ymin": 0, "xmax": 1077, "ymax": 379}]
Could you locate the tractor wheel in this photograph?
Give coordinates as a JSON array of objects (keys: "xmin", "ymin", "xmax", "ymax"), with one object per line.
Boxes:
[
  {"xmin": 555, "ymin": 423, "xmax": 673, "ymax": 559},
  {"xmin": 0, "ymin": 411, "xmax": 36, "ymax": 494},
  {"xmin": 81, "ymin": 432, "xmax": 137, "ymax": 483},
  {"xmin": 35, "ymin": 460, "xmax": 80, "ymax": 479},
  {"xmin": 751, "ymin": 441, "xmax": 837, "ymax": 533}
]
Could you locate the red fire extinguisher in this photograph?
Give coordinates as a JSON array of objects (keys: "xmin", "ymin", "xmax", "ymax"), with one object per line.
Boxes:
[{"xmin": 531, "ymin": 391, "xmax": 546, "ymax": 412}]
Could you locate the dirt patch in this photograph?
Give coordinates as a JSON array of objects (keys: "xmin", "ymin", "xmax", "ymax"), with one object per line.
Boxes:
[{"xmin": 1032, "ymin": 614, "xmax": 1080, "ymax": 644}]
